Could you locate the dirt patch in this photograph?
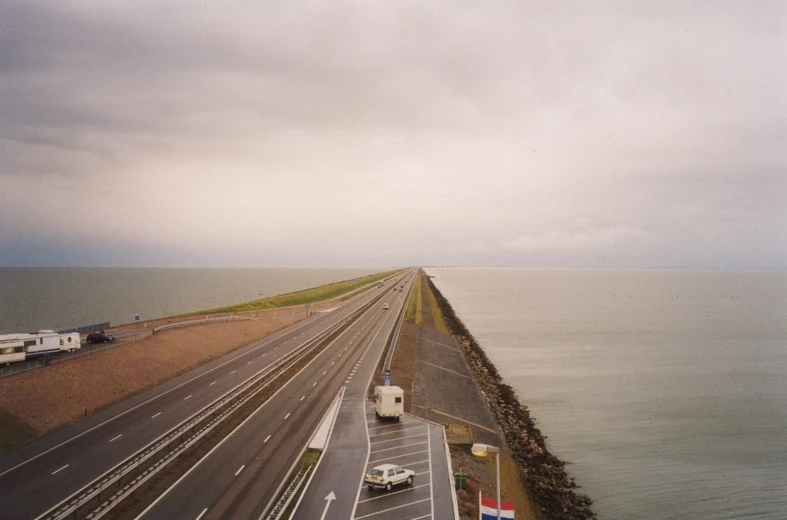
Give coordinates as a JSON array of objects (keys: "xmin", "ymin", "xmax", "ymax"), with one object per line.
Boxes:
[
  {"xmin": 0, "ymin": 315, "xmax": 301, "ymax": 444},
  {"xmin": 0, "ymin": 408, "xmax": 39, "ymax": 452}
]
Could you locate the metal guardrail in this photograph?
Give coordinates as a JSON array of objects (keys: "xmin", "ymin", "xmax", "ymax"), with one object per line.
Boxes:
[
  {"xmin": 382, "ymin": 277, "xmax": 414, "ymax": 373},
  {"xmin": 36, "ymin": 301, "xmax": 373, "ymax": 520},
  {"xmin": 153, "ymin": 316, "xmax": 251, "ymax": 333},
  {"xmin": 266, "ymin": 466, "xmax": 312, "ymax": 520}
]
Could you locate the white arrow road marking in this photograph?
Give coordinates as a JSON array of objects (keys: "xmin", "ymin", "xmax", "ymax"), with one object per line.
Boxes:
[{"xmin": 320, "ymin": 491, "xmax": 336, "ymax": 520}]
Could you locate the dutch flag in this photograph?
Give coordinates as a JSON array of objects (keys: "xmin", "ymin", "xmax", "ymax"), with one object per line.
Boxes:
[{"xmin": 480, "ymin": 495, "xmax": 514, "ymax": 520}]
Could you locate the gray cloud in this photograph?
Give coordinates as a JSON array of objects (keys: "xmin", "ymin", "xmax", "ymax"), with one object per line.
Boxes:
[{"xmin": 1, "ymin": 0, "xmax": 785, "ymax": 267}]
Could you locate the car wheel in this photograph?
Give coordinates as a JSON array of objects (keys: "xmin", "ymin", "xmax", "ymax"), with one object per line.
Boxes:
[
  {"xmin": 385, "ymin": 482, "xmax": 392, "ymax": 492},
  {"xmin": 407, "ymin": 476, "xmax": 413, "ymax": 485}
]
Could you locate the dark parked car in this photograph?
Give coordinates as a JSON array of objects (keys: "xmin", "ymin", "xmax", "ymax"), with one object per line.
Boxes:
[{"xmin": 86, "ymin": 332, "xmax": 116, "ymax": 344}]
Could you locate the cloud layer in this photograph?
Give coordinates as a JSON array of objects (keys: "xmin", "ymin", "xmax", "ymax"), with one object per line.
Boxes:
[{"xmin": 1, "ymin": 1, "xmax": 785, "ymax": 267}]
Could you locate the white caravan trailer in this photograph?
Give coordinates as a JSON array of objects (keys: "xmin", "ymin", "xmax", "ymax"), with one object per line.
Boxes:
[
  {"xmin": 374, "ymin": 385, "xmax": 404, "ymax": 421},
  {"xmin": 0, "ymin": 331, "xmax": 81, "ymax": 362},
  {"xmin": 0, "ymin": 335, "xmax": 26, "ymax": 365}
]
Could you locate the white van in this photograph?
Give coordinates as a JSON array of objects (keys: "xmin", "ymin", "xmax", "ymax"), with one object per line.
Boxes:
[
  {"xmin": 382, "ymin": 303, "xmax": 389, "ymax": 310},
  {"xmin": 374, "ymin": 385, "xmax": 404, "ymax": 421}
]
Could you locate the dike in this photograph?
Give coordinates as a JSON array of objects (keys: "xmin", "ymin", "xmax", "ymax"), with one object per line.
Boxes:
[{"xmin": 425, "ymin": 276, "xmax": 596, "ymax": 520}]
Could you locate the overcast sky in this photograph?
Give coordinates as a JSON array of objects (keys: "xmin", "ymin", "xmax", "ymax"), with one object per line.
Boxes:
[{"xmin": 1, "ymin": 1, "xmax": 785, "ymax": 268}]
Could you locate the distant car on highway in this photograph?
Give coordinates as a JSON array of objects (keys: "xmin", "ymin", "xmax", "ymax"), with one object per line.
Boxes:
[
  {"xmin": 86, "ymin": 331, "xmax": 116, "ymax": 344},
  {"xmin": 364, "ymin": 464, "xmax": 415, "ymax": 491},
  {"xmin": 383, "ymin": 303, "xmax": 389, "ymax": 310}
]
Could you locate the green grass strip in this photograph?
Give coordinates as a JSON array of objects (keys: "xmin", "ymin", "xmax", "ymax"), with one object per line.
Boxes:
[{"xmin": 179, "ymin": 269, "xmax": 403, "ymax": 317}]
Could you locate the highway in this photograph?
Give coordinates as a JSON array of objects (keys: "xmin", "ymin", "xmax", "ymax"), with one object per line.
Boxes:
[
  {"xmin": 0, "ymin": 271, "xmax": 412, "ymax": 520},
  {"xmin": 134, "ymin": 274, "xmax": 415, "ymax": 520}
]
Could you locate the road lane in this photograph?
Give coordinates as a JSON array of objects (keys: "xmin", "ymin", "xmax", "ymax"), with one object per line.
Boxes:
[
  {"xmin": 135, "ymin": 295, "xmax": 400, "ymax": 520},
  {"xmin": 0, "ymin": 273, "xmax": 410, "ymax": 520}
]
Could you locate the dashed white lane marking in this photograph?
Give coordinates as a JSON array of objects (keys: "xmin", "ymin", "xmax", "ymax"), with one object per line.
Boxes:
[
  {"xmin": 313, "ymin": 382, "xmax": 317, "ymax": 387},
  {"xmin": 195, "ymin": 508, "xmax": 208, "ymax": 520},
  {"xmin": 209, "ymin": 381, "xmax": 216, "ymax": 386},
  {"xmin": 235, "ymin": 465, "xmax": 245, "ymax": 476},
  {"xmin": 332, "ymin": 362, "xmax": 336, "ymax": 366},
  {"xmin": 301, "ymin": 396, "xmax": 305, "ymax": 401},
  {"xmin": 109, "ymin": 434, "xmax": 123, "ymax": 443},
  {"xmin": 323, "ymin": 371, "xmax": 327, "ymax": 375},
  {"xmin": 247, "ymin": 361, "xmax": 252, "ymax": 365},
  {"xmin": 151, "ymin": 412, "xmax": 162, "ymax": 419},
  {"xmin": 264, "ymin": 435, "xmax": 271, "ymax": 443},
  {"xmin": 51, "ymin": 464, "xmax": 69, "ymax": 475},
  {"xmin": 285, "ymin": 413, "xmax": 291, "ymax": 420},
  {"xmin": 230, "ymin": 370, "xmax": 236, "ymax": 374},
  {"xmin": 184, "ymin": 395, "xmax": 192, "ymax": 400}
]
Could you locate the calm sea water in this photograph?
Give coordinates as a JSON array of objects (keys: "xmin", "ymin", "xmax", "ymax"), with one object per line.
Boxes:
[
  {"xmin": 0, "ymin": 267, "xmax": 382, "ymax": 334},
  {"xmin": 426, "ymin": 268, "xmax": 787, "ymax": 520}
]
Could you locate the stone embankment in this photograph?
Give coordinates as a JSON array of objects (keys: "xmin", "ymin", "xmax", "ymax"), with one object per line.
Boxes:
[{"xmin": 426, "ymin": 277, "xmax": 596, "ymax": 520}]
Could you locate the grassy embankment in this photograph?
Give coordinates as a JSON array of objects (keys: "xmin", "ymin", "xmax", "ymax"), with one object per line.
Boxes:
[{"xmin": 180, "ymin": 269, "xmax": 401, "ymax": 316}]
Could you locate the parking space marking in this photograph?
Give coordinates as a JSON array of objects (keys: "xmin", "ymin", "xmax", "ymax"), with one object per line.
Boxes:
[
  {"xmin": 367, "ymin": 454, "xmax": 430, "ymax": 466},
  {"xmin": 354, "ymin": 498, "xmax": 431, "ymax": 519},
  {"xmin": 410, "ymin": 515, "xmax": 432, "ymax": 520},
  {"xmin": 371, "ymin": 441, "xmax": 428, "ymax": 454},
  {"xmin": 369, "ymin": 426, "xmax": 427, "ymax": 438},
  {"xmin": 371, "ymin": 432, "xmax": 427, "ymax": 445},
  {"xmin": 357, "ymin": 483, "xmax": 430, "ymax": 504}
]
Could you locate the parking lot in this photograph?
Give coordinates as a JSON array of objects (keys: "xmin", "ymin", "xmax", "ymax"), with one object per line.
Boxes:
[{"xmin": 352, "ymin": 405, "xmax": 455, "ymax": 520}]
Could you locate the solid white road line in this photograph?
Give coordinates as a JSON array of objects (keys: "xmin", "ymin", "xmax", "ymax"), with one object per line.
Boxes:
[
  {"xmin": 195, "ymin": 508, "xmax": 208, "ymax": 520},
  {"xmin": 184, "ymin": 395, "xmax": 192, "ymax": 400},
  {"xmin": 235, "ymin": 465, "xmax": 245, "ymax": 476},
  {"xmin": 285, "ymin": 413, "xmax": 291, "ymax": 420},
  {"xmin": 264, "ymin": 435, "xmax": 271, "ymax": 443},
  {"xmin": 109, "ymin": 434, "xmax": 123, "ymax": 443},
  {"xmin": 428, "ymin": 425, "xmax": 435, "ymax": 520},
  {"xmin": 151, "ymin": 412, "xmax": 162, "ymax": 419},
  {"xmin": 51, "ymin": 464, "xmax": 69, "ymax": 475}
]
